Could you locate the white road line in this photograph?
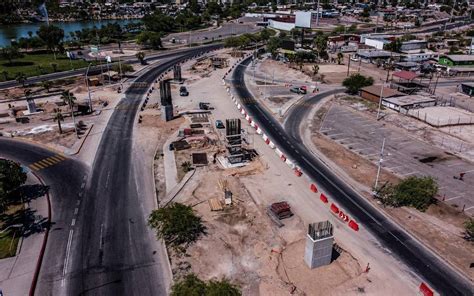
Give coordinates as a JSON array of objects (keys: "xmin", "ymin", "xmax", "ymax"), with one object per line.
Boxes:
[
  {"xmin": 445, "ymin": 196, "xmax": 462, "ymax": 201},
  {"xmin": 71, "ymin": 219, "xmax": 76, "ymax": 226},
  {"xmin": 99, "ymin": 223, "xmax": 104, "ymax": 250},
  {"xmin": 400, "ymin": 171, "xmax": 417, "ymax": 176},
  {"xmin": 80, "ymin": 182, "xmax": 86, "ymax": 189},
  {"xmin": 61, "ymin": 229, "xmax": 74, "ymax": 287},
  {"xmin": 76, "ymin": 199, "xmax": 81, "ymax": 206},
  {"xmin": 464, "ymin": 206, "xmax": 474, "ymax": 211},
  {"xmin": 74, "ymin": 207, "xmax": 79, "ymax": 215},
  {"xmin": 78, "ymin": 192, "xmax": 83, "ymax": 198}
]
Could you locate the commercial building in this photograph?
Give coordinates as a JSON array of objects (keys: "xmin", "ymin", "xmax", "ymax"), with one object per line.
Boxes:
[
  {"xmin": 460, "ymin": 83, "xmax": 474, "ymax": 96},
  {"xmin": 400, "ymin": 40, "xmax": 427, "ymax": 53},
  {"xmin": 438, "ymin": 55, "xmax": 474, "ymax": 67},
  {"xmin": 360, "ymin": 85, "xmax": 404, "ymax": 103},
  {"xmin": 382, "ymin": 95, "xmax": 437, "ymax": 113}
]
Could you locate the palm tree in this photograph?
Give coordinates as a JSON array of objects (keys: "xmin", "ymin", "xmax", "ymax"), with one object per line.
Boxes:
[
  {"xmin": 42, "ymin": 81, "xmax": 52, "ymax": 93},
  {"xmin": 50, "ymin": 63, "xmax": 58, "ymax": 72},
  {"xmin": 53, "ymin": 108, "xmax": 64, "ymax": 134},
  {"xmin": 337, "ymin": 52, "xmax": 344, "ymax": 65},
  {"xmin": 312, "ymin": 65, "xmax": 319, "ymax": 77},
  {"xmin": 136, "ymin": 51, "xmax": 146, "ymax": 65},
  {"xmin": 1, "ymin": 70, "xmax": 8, "ymax": 81},
  {"xmin": 61, "ymin": 90, "xmax": 76, "ymax": 114},
  {"xmin": 27, "ymin": 31, "xmax": 33, "ymax": 39},
  {"xmin": 61, "ymin": 90, "xmax": 78, "ymax": 137},
  {"xmin": 15, "ymin": 72, "xmax": 27, "ymax": 87}
]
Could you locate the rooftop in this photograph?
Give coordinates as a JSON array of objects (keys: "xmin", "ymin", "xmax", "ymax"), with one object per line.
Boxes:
[
  {"xmin": 442, "ymin": 55, "xmax": 474, "ymax": 62},
  {"xmin": 383, "ymin": 95, "xmax": 436, "ymax": 107},
  {"xmin": 361, "ymin": 85, "xmax": 404, "ymax": 98},
  {"xmin": 392, "ymin": 71, "xmax": 418, "ymax": 81}
]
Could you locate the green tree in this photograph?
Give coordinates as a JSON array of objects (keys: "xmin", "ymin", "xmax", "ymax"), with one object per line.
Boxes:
[
  {"xmin": 313, "ymin": 33, "xmax": 329, "ymax": 60},
  {"xmin": 15, "ymin": 72, "xmax": 27, "ymax": 87},
  {"xmin": 379, "ymin": 176, "xmax": 438, "ymax": 211},
  {"xmin": 42, "ymin": 80, "xmax": 52, "ymax": 93},
  {"xmin": 1, "ymin": 70, "xmax": 8, "ymax": 81},
  {"xmin": 171, "ymin": 274, "xmax": 241, "ymax": 296},
  {"xmin": 37, "ymin": 24, "xmax": 65, "ymax": 58},
  {"xmin": 312, "ymin": 64, "xmax": 319, "ymax": 77},
  {"xmin": 61, "ymin": 90, "xmax": 76, "ymax": 117},
  {"xmin": 137, "ymin": 31, "xmax": 163, "ymax": 50},
  {"xmin": 342, "ymin": 73, "xmax": 374, "ymax": 94},
  {"xmin": 0, "ymin": 159, "xmax": 27, "ymax": 207},
  {"xmin": 136, "ymin": 51, "xmax": 146, "ymax": 65},
  {"xmin": 50, "ymin": 63, "xmax": 58, "ymax": 72},
  {"xmin": 464, "ymin": 219, "xmax": 474, "ymax": 241},
  {"xmin": 181, "ymin": 161, "xmax": 193, "ymax": 173},
  {"xmin": 385, "ymin": 38, "xmax": 402, "ymax": 53},
  {"xmin": 148, "ymin": 203, "xmax": 206, "ymax": 249},
  {"xmin": 266, "ymin": 37, "xmax": 281, "ymax": 58},
  {"xmin": 53, "ymin": 108, "xmax": 64, "ymax": 134},
  {"xmin": 206, "ymin": 278, "xmax": 241, "ymax": 296},
  {"xmin": 112, "ymin": 63, "xmax": 134, "ymax": 75},
  {"xmin": 336, "ymin": 52, "xmax": 344, "ymax": 65},
  {"xmin": 1, "ymin": 46, "xmax": 23, "ymax": 65}
]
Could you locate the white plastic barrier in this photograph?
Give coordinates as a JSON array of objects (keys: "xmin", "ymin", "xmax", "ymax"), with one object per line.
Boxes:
[
  {"xmin": 275, "ymin": 148, "xmax": 283, "ymax": 158},
  {"xmin": 241, "ymin": 109, "xmax": 246, "ymax": 115},
  {"xmin": 256, "ymin": 127, "xmax": 263, "ymax": 135},
  {"xmin": 250, "ymin": 121, "xmax": 256, "ymax": 128},
  {"xmin": 285, "ymin": 158, "xmax": 296, "ymax": 169},
  {"xmin": 245, "ymin": 115, "xmax": 250, "ymax": 122},
  {"xmin": 269, "ymin": 141, "xmax": 276, "ymax": 149}
]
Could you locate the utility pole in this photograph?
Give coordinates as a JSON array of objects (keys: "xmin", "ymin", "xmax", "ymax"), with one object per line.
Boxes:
[
  {"xmin": 346, "ymin": 55, "xmax": 351, "ymax": 76},
  {"xmin": 377, "ymin": 83, "xmax": 385, "ymax": 120},
  {"xmin": 68, "ymin": 91, "xmax": 79, "ymax": 138},
  {"xmin": 85, "ymin": 63, "xmax": 93, "ymax": 113},
  {"xmin": 374, "ymin": 137, "xmax": 386, "ymax": 194},
  {"xmin": 118, "ymin": 55, "xmax": 123, "ymax": 90}
]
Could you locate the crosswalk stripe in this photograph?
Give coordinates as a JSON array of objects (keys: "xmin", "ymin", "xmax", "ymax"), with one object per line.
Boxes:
[
  {"xmin": 49, "ymin": 155, "xmax": 63, "ymax": 162},
  {"xmin": 55, "ymin": 154, "xmax": 66, "ymax": 160},
  {"xmin": 34, "ymin": 162, "xmax": 47, "ymax": 169},
  {"xmin": 29, "ymin": 164, "xmax": 41, "ymax": 171},
  {"xmin": 41, "ymin": 159, "xmax": 55, "ymax": 166}
]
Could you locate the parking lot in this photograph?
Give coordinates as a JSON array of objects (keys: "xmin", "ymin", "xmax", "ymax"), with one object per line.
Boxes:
[{"xmin": 320, "ymin": 105, "xmax": 474, "ymax": 216}]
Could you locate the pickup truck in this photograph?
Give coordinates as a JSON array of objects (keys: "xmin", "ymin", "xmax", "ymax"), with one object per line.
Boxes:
[{"xmin": 290, "ymin": 86, "xmax": 307, "ymax": 94}]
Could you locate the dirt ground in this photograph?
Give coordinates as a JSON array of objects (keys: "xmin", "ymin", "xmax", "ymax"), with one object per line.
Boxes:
[
  {"xmin": 170, "ymin": 165, "xmax": 369, "ymax": 295},
  {"xmin": 311, "ymin": 99, "xmax": 474, "ymax": 278}
]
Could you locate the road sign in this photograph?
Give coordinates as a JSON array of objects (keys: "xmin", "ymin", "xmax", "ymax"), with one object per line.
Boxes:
[
  {"xmin": 90, "ymin": 46, "xmax": 99, "ymax": 53},
  {"xmin": 105, "ymin": 56, "xmax": 112, "ymax": 63}
]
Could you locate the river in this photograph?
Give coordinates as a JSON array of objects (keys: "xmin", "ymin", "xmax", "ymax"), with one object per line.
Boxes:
[{"xmin": 0, "ymin": 19, "xmax": 141, "ymax": 47}]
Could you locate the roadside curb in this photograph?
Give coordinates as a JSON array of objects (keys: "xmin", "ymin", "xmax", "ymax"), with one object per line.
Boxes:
[
  {"xmin": 28, "ymin": 171, "xmax": 51, "ymax": 296},
  {"xmin": 66, "ymin": 124, "xmax": 94, "ymax": 156}
]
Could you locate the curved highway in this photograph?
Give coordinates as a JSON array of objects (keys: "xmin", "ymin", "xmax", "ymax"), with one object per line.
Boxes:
[
  {"xmin": 0, "ymin": 139, "xmax": 89, "ymax": 294},
  {"xmin": 231, "ymin": 56, "xmax": 472, "ymax": 295},
  {"xmin": 62, "ymin": 44, "xmax": 221, "ymax": 295}
]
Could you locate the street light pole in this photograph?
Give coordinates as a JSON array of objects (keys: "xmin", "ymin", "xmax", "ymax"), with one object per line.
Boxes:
[
  {"xmin": 85, "ymin": 63, "xmax": 93, "ymax": 113},
  {"xmin": 377, "ymin": 83, "xmax": 385, "ymax": 120},
  {"xmin": 374, "ymin": 137, "xmax": 386, "ymax": 193},
  {"xmin": 68, "ymin": 91, "xmax": 79, "ymax": 138}
]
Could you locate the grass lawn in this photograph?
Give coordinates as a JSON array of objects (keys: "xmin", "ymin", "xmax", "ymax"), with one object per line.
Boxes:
[
  {"xmin": 0, "ymin": 203, "xmax": 23, "ymax": 259},
  {"xmin": 0, "ymin": 53, "xmax": 91, "ymax": 82},
  {"xmin": 0, "ymin": 230, "xmax": 20, "ymax": 259}
]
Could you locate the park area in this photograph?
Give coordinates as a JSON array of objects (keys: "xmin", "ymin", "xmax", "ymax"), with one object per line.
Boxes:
[{"xmin": 0, "ymin": 53, "xmax": 90, "ymax": 82}]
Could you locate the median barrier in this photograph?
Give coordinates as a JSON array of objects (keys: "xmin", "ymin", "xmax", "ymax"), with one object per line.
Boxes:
[
  {"xmin": 348, "ymin": 220, "xmax": 359, "ymax": 231},
  {"xmin": 320, "ymin": 194, "xmax": 329, "ymax": 204},
  {"xmin": 330, "ymin": 203, "xmax": 339, "ymax": 214},
  {"xmin": 320, "ymin": 194, "xmax": 328, "ymax": 203},
  {"xmin": 419, "ymin": 283, "xmax": 434, "ymax": 296}
]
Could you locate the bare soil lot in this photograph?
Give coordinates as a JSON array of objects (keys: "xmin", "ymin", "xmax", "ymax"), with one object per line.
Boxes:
[{"xmin": 311, "ymin": 99, "xmax": 474, "ymax": 277}]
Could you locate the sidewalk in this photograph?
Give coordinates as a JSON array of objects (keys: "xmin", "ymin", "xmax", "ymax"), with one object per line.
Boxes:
[{"xmin": 0, "ymin": 173, "xmax": 49, "ymax": 296}]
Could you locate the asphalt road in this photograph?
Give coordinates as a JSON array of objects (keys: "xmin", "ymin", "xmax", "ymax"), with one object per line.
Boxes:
[
  {"xmin": 60, "ymin": 44, "xmax": 221, "ymax": 296},
  {"xmin": 0, "ymin": 46, "xmax": 221, "ymax": 90},
  {"xmin": 162, "ymin": 20, "xmax": 260, "ymax": 45},
  {"xmin": 0, "ymin": 138, "xmax": 89, "ymax": 295},
  {"xmin": 232, "ymin": 56, "xmax": 473, "ymax": 295}
]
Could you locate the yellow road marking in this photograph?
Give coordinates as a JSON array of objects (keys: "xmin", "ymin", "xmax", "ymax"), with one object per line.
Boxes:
[
  {"xmin": 34, "ymin": 162, "xmax": 47, "ymax": 170},
  {"xmin": 29, "ymin": 164, "xmax": 41, "ymax": 171},
  {"xmin": 48, "ymin": 156, "xmax": 62, "ymax": 163},
  {"xmin": 40, "ymin": 159, "xmax": 55, "ymax": 166}
]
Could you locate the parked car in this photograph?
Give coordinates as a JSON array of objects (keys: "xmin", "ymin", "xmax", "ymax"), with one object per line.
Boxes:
[
  {"xmin": 215, "ymin": 120, "xmax": 225, "ymax": 129},
  {"xmin": 199, "ymin": 102, "xmax": 214, "ymax": 110},
  {"xmin": 290, "ymin": 86, "xmax": 307, "ymax": 94},
  {"xmin": 179, "ymin": 86, "xmax": 189, "ymax": 96}
]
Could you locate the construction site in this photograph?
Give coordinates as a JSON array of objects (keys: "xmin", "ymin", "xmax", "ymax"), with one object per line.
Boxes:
[{"xmin": 144, "ymin": 48, "xmax": 426, "ymax": 295}]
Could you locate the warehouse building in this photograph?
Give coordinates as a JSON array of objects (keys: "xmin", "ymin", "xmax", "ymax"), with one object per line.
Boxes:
[
  {"xmin": 360, "ymin": 85, "xmax": 404, "ymax": 103},
  {"xmin": 382, "ymin": 95, "xmax": 437, "ymax": 113},
  {"xmin": 438, "ymin": 55, "xmax": 474, "ymax": 67}
]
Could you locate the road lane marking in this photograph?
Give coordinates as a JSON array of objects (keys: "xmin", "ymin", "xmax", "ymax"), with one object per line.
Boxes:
[
  {"xmin": 74, "ymin": 207, "xmax": 79, "ymax": 215},
  {"xmin": 71, "ymin": 219, "xmax": 76, "ymax": 226},
  {"xmin": 61, "ymin": 229, "xmax": 74, "ymax": 287},
  {"xmin": 29, "ymin": 163, "xmax": 42, "ymax": 171},
  {"xmin": 445, "ymin": 196, "xmax": 462, "ymax": 201}
]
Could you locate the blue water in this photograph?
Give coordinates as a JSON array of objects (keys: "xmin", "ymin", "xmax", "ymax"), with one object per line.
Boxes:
[{"xmin": 0, "ymin": 19, "xmax": 140, "ymax": 47}]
